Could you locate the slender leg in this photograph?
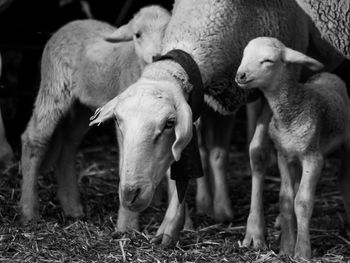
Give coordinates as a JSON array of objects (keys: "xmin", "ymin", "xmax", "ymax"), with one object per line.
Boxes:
[
  {"xmin": 20, "ymin": 88, "xmax": 73, "ymax": 222},
  {"xmin": 278, "ymin": 153, "xmax": 297, "ymax": 256},
  {"xmin": 339, "ymin": 144, "xmax": 350, "ymax": 225},
  {"xmin": 246, "ymin": 98, "xmax": 262, "ymax": 145},
  {"xmin": 151, "ymin": 175, "xmax": 186, "ymax": 247},
  {"xmin": 294, "ymin": 154, "xmax": 323, "ymax": 260},
  {"xmin": 243, "ymin": 102, "xmax": 271, "ymax": 249},
  {"xmin": 196, "ymin": 117, "xmax": 213, "ymax": 216},
  {"xmin": 165, "ymin": 171, "xmax": 193, "ymax": 230},
  {"xmin": 203, "ymin": 107, "xmax": 235, "ymax": 222},
  {"xmin": 0, "ymin": 106, "xmax": 14, "ymax": 167},
  {"xmin": 56, "ymin": 103, "xmax": 91, "ymax": 218}
]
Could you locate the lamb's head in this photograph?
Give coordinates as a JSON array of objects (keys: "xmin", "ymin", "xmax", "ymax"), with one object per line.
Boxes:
[
  {"xmin": 105, "ymin": 5, "xmax": 171, "ymax": 64},
  {"xmin": 235, "ymin": 37, "xmax": 324, "ymax": 90},
  {"xmin": 90, "ymin": 78, "xmax": 192, "ymax": 212}
]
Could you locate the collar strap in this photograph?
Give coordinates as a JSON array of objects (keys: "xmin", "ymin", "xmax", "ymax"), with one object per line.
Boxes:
[{"xmin": 153, "ymin": 49, "xmax": 204, "ymax": 122}]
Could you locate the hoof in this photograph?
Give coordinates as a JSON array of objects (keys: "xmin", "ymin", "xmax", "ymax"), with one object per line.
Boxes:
[
  {"xmin": 242, "ymin": 233, "xmax": 267, "ymax": 250},
  {"xmin": 196, "ymin": 196, "xmax": 213, "ymax": 216}
]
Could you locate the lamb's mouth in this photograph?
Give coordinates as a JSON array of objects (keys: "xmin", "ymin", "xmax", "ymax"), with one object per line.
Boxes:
[{"xmin": 235, "ymin": 78, "xmax": 254, "ymax": 88}]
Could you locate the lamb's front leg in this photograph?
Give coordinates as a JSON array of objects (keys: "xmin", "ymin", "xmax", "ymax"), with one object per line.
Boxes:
[
  {"xmin": 243, "ymin": 103, "xmax": 271, "ymax": 249},
  {"xmin": 294, "ymin": 154, "xmax": 323, "ymax": 260},
  {"xmin": 278, "ymin": 153, "xmax": 297, "ymax": 256}
]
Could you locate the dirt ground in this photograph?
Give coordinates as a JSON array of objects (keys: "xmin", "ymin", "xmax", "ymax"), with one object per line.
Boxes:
[{"xmin": 0, "ymin": 109, "xmax": 349, "ymax": 263}]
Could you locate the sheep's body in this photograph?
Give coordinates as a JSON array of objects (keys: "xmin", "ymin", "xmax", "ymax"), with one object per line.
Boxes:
[
  {"xmin": 236, "ymin": 37, "xmax": 350, "ymax": 259},
  {"xmin": 39, "ymin": 20, "xmax": 141, "ymax": 110},
  {"xmin": 164, "ymin": 0, "xmax": 311, "ymax": 114},
  {"xmin": 295, "ymin": 0, "xmax": 350, "ymax": 59},
  {"xmin": 20, "ymin": 6, "xmax": 171, "ymax": 223}
]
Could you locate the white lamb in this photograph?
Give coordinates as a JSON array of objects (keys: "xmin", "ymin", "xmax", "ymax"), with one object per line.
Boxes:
[
  {"xmin": 236, "ymin": 37, "xmax": 350, "ymax": 260},
  {"xmin": 19, "ymin": 5, "xmax": 171, "ymax": 224}
]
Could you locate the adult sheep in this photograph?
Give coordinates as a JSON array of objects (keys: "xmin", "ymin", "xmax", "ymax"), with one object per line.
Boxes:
[
  {"xmin": 91, "ymin": 0, "xmax": 345, "ymax": 247},
  {"xmin": 19, "ymin": 5, "xmax": 171, "ymax": 224},
  {"xmin": 295, "ymin": 0, "xmax": 350, "ymax": 59}
]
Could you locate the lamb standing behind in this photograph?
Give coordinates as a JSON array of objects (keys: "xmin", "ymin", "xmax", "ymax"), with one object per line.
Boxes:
[
  {"xmin": 19, "ymin": 5, "xmax": 171, "ymax": 224},
  {"xmin": 236, "ymin": 37, "xmax": 350, "ymax": 259}
]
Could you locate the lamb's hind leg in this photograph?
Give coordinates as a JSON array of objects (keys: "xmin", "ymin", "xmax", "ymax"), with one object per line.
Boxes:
[
  {"xmin": 243, "ymin": 102, "xmax": 272, "ymax": 249},
  {"xmin": 56, "ymin": 102, "xmax": 91, "ymax": 218},
  {"xmin": 20, "ymin": 88, "xmax": 73, "ymax": 223},
  {"xmin": 339, "ymin": 142, "xmax": 350, "ymax": 225}
]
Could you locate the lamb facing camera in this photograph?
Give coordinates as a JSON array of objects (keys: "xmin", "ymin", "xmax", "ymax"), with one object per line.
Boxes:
[{"xmin": 236, "ymin": 37, "xmax": 350, "ymax": 260}]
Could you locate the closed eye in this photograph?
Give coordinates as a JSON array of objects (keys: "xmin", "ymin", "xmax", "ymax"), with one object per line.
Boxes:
[{"xmin": 261, "ymin": 59, "xmax": 275, "ymax": 64}]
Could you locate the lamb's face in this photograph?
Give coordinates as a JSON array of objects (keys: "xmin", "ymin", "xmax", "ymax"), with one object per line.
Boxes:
[
  {"xmin": 132, "ymin": 7, "xmax": 171, "ymax": 64},
  {"xmin": 104, "ymin": 6, "xmax": 171, "ymax": 65},
  {"xmin": 90, "ymin": 79, "xmax": 192, "ymax": 212},
  {"xmin": 235, "ymin": 37, "xmax": 284, "ymax": 90}
]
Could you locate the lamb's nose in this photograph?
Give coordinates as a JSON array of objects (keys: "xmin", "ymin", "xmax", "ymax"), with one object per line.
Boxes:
[
  {"xmin": 236, "ymin": 72, "xmax": 247, "ymax": 83},
  {"xmin": 122, "ymin": 186, "xmax": 141, "ymax": 206}
]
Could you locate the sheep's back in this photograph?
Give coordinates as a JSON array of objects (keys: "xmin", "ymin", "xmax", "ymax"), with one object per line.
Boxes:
[
  {"xmin": 77, "ymin": 41, "xmax": 142, "ymax": 108},
  {"xmin": 162, "ymin": 0, "xmax": 310, "ymax": 114},
  {"xmin": 40, "ymin": 20, "xmax": 115, "ymax": 98},
  {"xmin": 295, "ymin": 0, "xmax": 350, "ymax": 59}
]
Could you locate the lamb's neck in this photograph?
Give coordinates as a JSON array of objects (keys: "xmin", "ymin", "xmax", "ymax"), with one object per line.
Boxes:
[{"xmin": 263, "ymin": 75, "xmax": 305, "ymax": 127}]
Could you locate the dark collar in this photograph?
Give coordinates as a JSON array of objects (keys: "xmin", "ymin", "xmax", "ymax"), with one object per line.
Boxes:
[
  {"xmin": 154, "ymin": 49, "xmax": 205, "ymax": 203},
  {"xmin": 153, "ymin": 49, "xmax": 204, "ymax": 122}
]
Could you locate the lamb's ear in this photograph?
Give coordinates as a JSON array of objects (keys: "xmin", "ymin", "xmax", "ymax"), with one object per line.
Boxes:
[
  {"xmin": 284, "ymin": 47, "xmax": 324, "ymax": 71},
  {"xmin": 104, "ymin": 23, "xmax": 133, "ymax": 43},
  {"xmin": 172, "ymin": 94, "xmax": 193, "ymax": 161},
  {"xmin": 89, "ymin": 97, "xmax": 119, "ymax": 126}
]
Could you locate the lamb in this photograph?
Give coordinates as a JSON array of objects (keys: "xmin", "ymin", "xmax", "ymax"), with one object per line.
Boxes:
[
  {"xmin": 19, "ymin": 5, "xmax": 171, "ymax": 224},
  {"xmin": 235, "ymin": 36, "xmax": 350, "ymax": 260},
  {"xmin": 0, "ymin": 53, "xmax": 14, "ymax": 167},
  {"xmin": 89, "ymin": 0, "xmax": 347, "ymax": 247}
]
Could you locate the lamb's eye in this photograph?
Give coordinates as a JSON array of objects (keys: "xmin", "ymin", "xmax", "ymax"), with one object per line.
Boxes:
[
  {"xmin": 135, "ymin": 32, "xmax": 141, "ymax": 39},
  {"xmin": 164, "ymin": 118, "xmax": 176, "ymax": 130},
  {"xmin": 261, "ymin": 59, "xmax": 274, "ymax": 64}
]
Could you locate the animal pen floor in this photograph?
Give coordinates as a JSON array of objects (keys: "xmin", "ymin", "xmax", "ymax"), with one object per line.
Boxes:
[{"xmin": 0, "ymin": 110, "xmax": 349, "ymax": 263}]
